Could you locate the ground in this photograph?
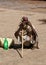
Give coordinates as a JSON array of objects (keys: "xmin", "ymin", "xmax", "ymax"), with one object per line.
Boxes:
[{"xmin": 0, "ymin": 1, "xmax": 46, "ymax": 65}]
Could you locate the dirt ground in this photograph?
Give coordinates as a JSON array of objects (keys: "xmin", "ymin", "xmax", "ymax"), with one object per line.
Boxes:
[{"xmin": 0, "ymin": 1, "xmax": 46, "ymax": 65}]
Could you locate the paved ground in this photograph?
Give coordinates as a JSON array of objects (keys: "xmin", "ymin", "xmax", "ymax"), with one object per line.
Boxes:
[{"xmin": 0, "ymin": 1, "xmax": 46, "ymax": 65}]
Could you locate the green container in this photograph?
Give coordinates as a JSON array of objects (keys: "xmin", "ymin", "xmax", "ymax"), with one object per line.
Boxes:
[{"xmin": 3, "ymin": 38, "xmax": 8, "ymax": 50}]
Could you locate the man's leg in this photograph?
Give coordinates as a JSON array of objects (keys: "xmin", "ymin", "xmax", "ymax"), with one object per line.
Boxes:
[
  {"xmin": 35, "ymin": 36, "xmax": 39, "ymax": 49},
  {"xmin": 33, "ymin": 35, "xmax": 39, "ymax": 49}
]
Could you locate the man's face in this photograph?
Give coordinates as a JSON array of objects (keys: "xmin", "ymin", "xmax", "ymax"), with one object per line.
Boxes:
[
  {"xmin": 22, "ymin": 21, "xmax": 28, "ymax": 25},
  {"xmin": 22, "ymin": 21, "xmax": 26, "ymax": 25}
]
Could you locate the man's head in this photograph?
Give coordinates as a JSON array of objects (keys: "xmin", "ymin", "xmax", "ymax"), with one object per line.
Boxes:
[{"xmin": 21, "ymin": 16, "xmax": 29, "ymax": 24}]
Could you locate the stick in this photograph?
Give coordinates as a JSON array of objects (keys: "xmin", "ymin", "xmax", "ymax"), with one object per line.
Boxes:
[{"xmin": 22, "ymin": 30, "xmax": 23, "ymax": 58}]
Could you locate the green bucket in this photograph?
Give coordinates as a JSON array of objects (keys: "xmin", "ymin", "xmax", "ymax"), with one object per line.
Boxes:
[{"xmin": 3, "ymin": 38, "xmax": 8, "ymax": 50}]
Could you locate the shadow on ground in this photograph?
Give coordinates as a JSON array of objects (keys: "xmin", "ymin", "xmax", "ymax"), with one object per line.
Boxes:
[
  {"xmin": 10, "ymin": 43, "xmax": 34, "ymax": 49},
  {"xmin": 39, "ymin": 19, "xmax": 46, "ymax": 24},
  {"xmin": 10, "ymin": 43, "xmax": 34, "ymax": 58},
  {"xmin": 9, "ymin": 43, "xmax": 34, "ymax": 58}
]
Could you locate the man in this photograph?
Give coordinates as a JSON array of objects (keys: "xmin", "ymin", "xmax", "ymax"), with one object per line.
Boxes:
[{"xmin": 14, "ymin": 16, "xmax": 39, "ymax": 49}]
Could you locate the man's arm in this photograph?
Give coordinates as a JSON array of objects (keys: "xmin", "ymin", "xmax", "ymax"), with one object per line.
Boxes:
[{"xmin": 28, "ymin": 22, "xmax": 38, "ymax": 36}]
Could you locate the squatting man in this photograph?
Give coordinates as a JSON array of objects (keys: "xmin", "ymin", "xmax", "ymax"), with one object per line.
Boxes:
[{"xmin": 14, "ymin": 16, "xmax": 39, "ymax": 49}]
